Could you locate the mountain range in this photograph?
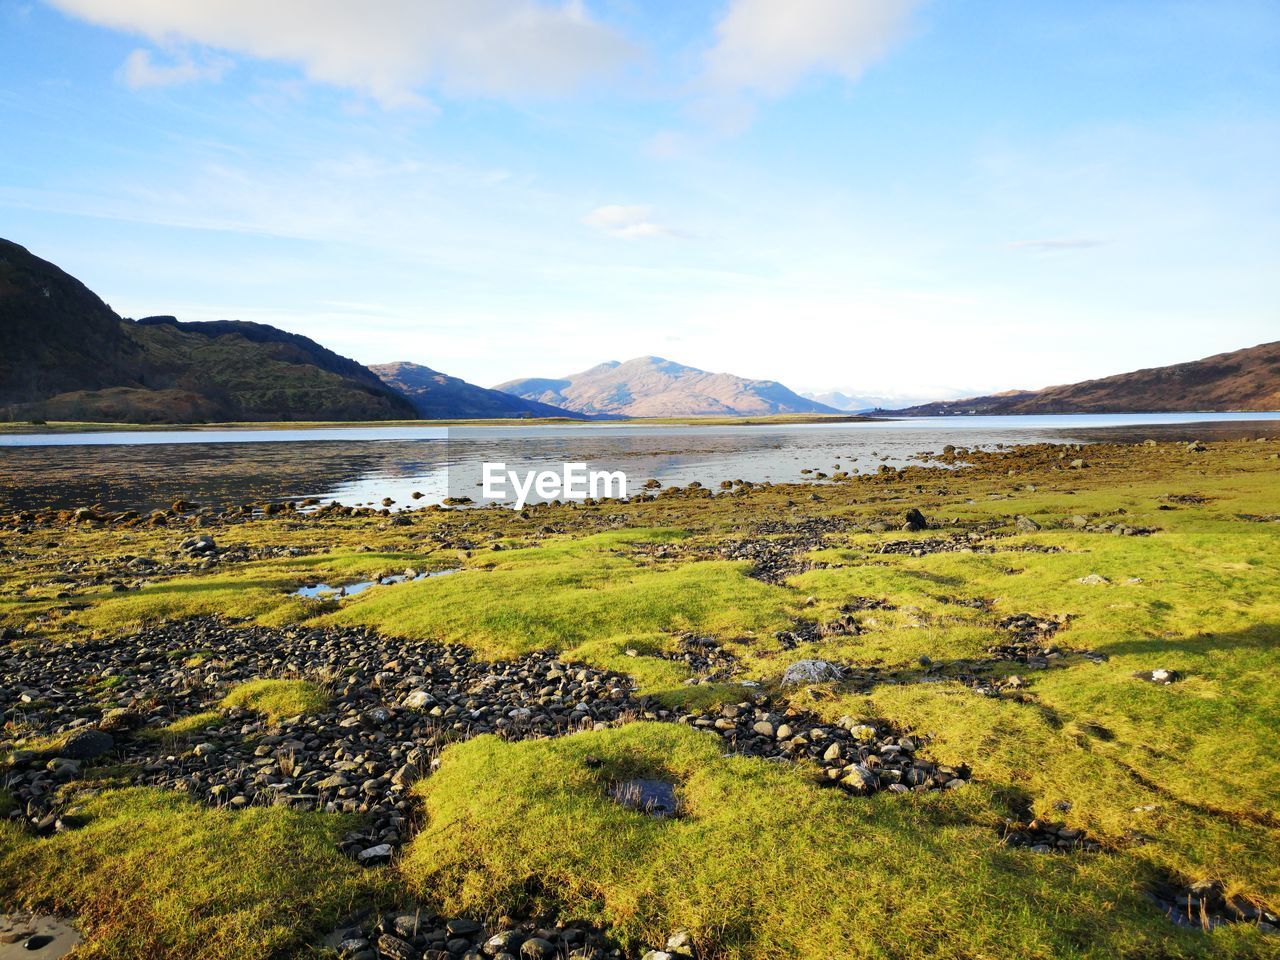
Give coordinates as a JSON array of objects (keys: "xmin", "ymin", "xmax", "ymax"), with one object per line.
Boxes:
[
  {"xmin": 495, "ymin": 356, "xmax": 840, "ymax": 418},
  {"xmin": 369, "ymin": 362, "xmax": 583, "ymax": 420},
  {"xmin": 883, "ymin": 341, "xmax": 1280, "ymax": 415},
  {"xmin": 3, "ymin": 238, "xmax": 1277, "ymax": 422}
]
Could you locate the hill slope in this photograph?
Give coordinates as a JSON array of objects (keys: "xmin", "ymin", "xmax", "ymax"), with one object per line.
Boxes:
[
  {"xmin": 369, "ymin": 362, "xmax": 584, "ymax": 420},
  {"xmin": 887, "ymin": 342, "xmax": 1280, "ymax": 416},
  {"xmin": 0, "ymin": 238, "xmax": 416, "ymax": 422},
  {"xmin": 495, "ymin": 356, "xmax": 840, "ymax": 418}
]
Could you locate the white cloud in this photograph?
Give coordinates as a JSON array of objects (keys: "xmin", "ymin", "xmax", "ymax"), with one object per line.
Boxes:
[
  {"xmin": 47, "ymin": 0, "xmax": 636, "ymax": 106},
  {"xmin": 121, "ymin": 48, "xmax": 231, "ymax": 89},
  {"xmin": 583, "ymin": 204, "xmax": 680, "ymax": 239},
  {"xmin": 705, "ymin": 0, "xmax": 921, "ymax": 97}
]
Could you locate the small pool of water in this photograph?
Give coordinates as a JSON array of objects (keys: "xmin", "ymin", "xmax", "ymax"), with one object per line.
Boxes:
[
  {"xmin": 293, "ymin": 568, "xmax": 460, "ymax": 599},
  {"xmin": 0, "ymin": 913, "xmax": 81, "ymax": 959},
  {"xmin": 608, "ymin": 778, "xmax": 680, "ymax": 818}
]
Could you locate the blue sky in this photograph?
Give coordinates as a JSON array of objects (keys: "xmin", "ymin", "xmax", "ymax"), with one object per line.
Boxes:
[{"xmin": 2, "ymin": 0, "xmax": 1277, "ymax": 402}]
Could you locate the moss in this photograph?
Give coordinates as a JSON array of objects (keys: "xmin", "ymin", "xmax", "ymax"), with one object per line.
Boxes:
[
  {"xmin": 0, "ymin": 788, "xmax": 393, "ymax": 959},
  {"xmin": 140, "ymin": 711, "xmax": 226, "ymax": 742},
  {"xmin": 328, "ymin": 530, "xmax": 800, "ymax": 658},
  {"xmin": 221, "ymin": 679, "xmax": 330, "ymax": 723},
  {"xmin": 404, "ymin": 724, "xmax": 1274, "ymax": 960}
]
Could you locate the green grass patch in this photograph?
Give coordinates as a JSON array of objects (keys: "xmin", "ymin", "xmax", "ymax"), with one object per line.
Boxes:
[
  {"xmin": 0, "ymin": 788, "xmax": 393, "ymax": 959},
  {"xmin": 221, "ymin": 679, "xmax": 330, "ymax": 723},
  {"xmin": 405, "ymin": 723, "xmax": 1274, "ymax": 960},
  {"xmin": 329, "ymin": 530, "xmax": 800, "ymax": 658}
]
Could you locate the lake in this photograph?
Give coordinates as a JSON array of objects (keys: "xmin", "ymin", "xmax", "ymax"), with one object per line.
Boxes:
[{"xmin": 0, "ymin": 412, "xmax": 1276, "ymax": 513}]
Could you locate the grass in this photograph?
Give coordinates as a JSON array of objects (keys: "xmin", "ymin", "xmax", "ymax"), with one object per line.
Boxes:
[
  {"xmin": 327, "ymin": 529, "xmax": 800, "ymax": 662},
  {"xmin": 221, "ymin": 679, "xmax": 331, "ymax": 723},
  {"xmin": 404, "ymin": 723, "xmax": 1274, "ymax": 960},
  {"xmin": 0, "ymin": 437, "xmax": 1277, "ymax": 958},
  {"xmin": 67, "ymin": 550, "xmax": 461, "ymax": 634},
  {"xmin": 0, "ymin": 788, "xmax": 392, "ymax": 959}
]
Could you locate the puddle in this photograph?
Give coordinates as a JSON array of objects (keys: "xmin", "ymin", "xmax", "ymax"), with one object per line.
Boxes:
[
  {"xmin": 608, "ymin": 778, "xmax": 680, "ymax": 818},
  {"xmin": 294, "ymin": 568, "xmax": 459, "ymax": 599},
  {"xmin": 0, "ymin": 914, "xmax": 80, "ymax": 959},
  {"xmin": 1147, "ymin": 878, "xmax": 1278, "ymax": 933}
]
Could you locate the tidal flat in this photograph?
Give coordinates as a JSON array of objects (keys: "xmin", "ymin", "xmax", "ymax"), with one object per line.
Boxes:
[{"xmin": 1, "ymin": 438, "xmax": 1278, "ymax": 960}]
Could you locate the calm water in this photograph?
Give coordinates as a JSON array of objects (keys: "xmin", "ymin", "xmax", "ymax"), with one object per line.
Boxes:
[{"xmin": 0, "ymin": 413, "xmax": 1276, "ymax": 513}]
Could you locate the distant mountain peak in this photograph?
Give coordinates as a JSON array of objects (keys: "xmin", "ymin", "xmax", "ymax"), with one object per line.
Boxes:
[{"xmin": 494, "ymin": 356, "xmax": 839, "ymax": 418}]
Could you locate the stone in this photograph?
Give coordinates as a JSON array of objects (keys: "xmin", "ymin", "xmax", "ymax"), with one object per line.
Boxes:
[
  {"xmin": 377, "ymin": 934, "xmax": 416, "ymax": 960},
  {"xmin": 902, "ymin": 508, "xmax": 929, "ymax": 531},
  {"xmin": 356, "ymin": 844, "xmax": 393, "ymax": 864},
  {"xmin": 520, "ymin": 938, "xmax": 556, "ymax": 959},
  {"xmin": 1078, "ymin": 573, "xmax": 1110, "ymax": 585},
  {"xmin": 59, "ymin": 729, "xmax": 114, "ymax": 760},
  {"xmin": 486, "ymin": 931, "xmax": 526, "ymax": 954},
  {"xmin": 780, "ymin": 659, "xmax": 841, "ymax": 686},
  {"xmin": 1015, "ymin": 515, "xmax": 1041, "ymax": 532}
]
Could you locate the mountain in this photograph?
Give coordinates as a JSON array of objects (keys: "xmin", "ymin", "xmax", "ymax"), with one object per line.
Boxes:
[
  {"xmin": 494, "ymin": 356, "xmax": 841, "ymax": 418},
  {"xmin": 0, "ymin": 238, "xmax": 417, "ymax": 422},
  {"xmin": 369, "ymin": 362, "xmax": 584, "ymax": 420},
  {"xmin": 885, "ymin": 342, "xmax": 1280, "ymax": 415},
  {"xmin": 800, "ymin": 389, "xmax": 967, "ymax": 413}
]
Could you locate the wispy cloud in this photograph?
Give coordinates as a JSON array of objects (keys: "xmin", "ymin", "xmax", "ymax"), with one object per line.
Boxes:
[
  {"xmin": 121, "ymin": 48, "xmax": 231, "ymax": 89},
  {"xmin": 1007, "ymin": 238, "xmax": 1104, "ymax": 252},
  {"xmin": 48, "ymin": 0, "xmax": 637, "ymax": 107},
  {"xmin": 583, "ymin": 204, "xmax": 682, "ymax": 239}
]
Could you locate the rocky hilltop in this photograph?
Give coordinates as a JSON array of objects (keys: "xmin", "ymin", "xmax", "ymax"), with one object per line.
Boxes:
[
  {"xmin": 495, "ymin": 356, "xmax": 840, "ymax": 418},
  {"xmin": 0, "ymin": 238, "xmax": 416, "ymax": 422}
]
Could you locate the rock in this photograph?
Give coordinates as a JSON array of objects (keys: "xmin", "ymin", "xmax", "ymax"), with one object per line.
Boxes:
[
  {"xmin": 665, "ymin": 930, "xmax": 694, "ymax": 957},
  {"xmin": 1078, "ymin": 573, "xmax": 1110, "ymax": 585},
  {"xmin": 377, "ymin": 934, "xmax": 416, "ymax": 960},
  {"xmin": 902, "ymin": 508, "xmax": 929, "ymax": 531},
  {"xmin": 59, "ymin": 729, "xmax": 114, "ymax": 760},
  {"xmin": 520, "ymin": 938, "xmax": 556, "ymax": 959},
  {"xmin": 356, "ymin": 844, "xmax": 393, "ymax": 865},
  {"xmin": 179, "ymin": 534, "xmax": 218, "ymax": 554},
  {"xmin": 780, "ymin": 659, "xmax": 842, "ymax": 686},
  {"xmin": 641, "ymin": 953, "xmax": 675, "ymax": 960},
  {"xmin": 1015, "ymin": 515, "xmax": 1041, "ymax": 532},
  {"xmin": 98, "ymin": 708, "xmax": 142, "ymax": 732},
  {"xmin": 486, "ymin": 931, "xmax": 526, "ymax": 954},
  {"xmin": 402, "ymin": 690, "xmax": 435, "ymax": 709}
]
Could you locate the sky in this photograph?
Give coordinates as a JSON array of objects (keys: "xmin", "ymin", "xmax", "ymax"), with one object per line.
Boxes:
[{"xmin": 2, "ymin": 0, "xmax": 1277, "ymax": 403}]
